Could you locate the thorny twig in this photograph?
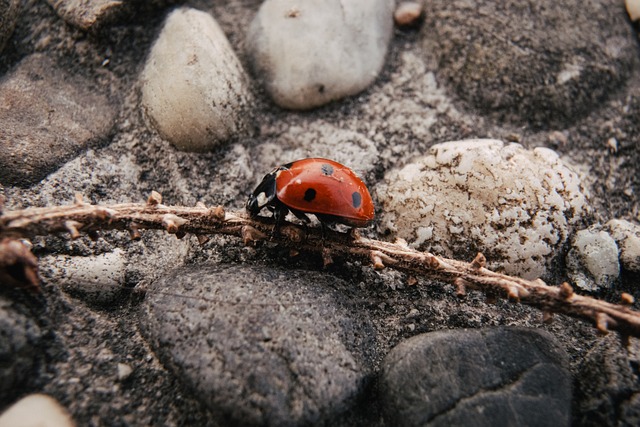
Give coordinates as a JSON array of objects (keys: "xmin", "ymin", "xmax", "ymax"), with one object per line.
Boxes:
[{"xmin": 1, "ymin": 192, "xmax": 639, "ymax": 340}]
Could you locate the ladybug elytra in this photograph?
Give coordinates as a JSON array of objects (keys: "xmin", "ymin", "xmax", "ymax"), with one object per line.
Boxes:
[{"xmin": 246, "ymin": 158, "xmax": 374, "ymax": 228}]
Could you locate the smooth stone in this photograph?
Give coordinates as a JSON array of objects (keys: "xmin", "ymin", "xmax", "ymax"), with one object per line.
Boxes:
[
  {"xmin": 380, "ymin": 327, "xmax": 572, "ymax": 427},
  {"xmin": 44, "ymin": 0, "xmax": 123, "ymax": 31},
  {"xmin": 246, "ymin": 0, "xmax": 395, "ymax": 109},
  {"xmin": 141, "ymin": 7, "xmax": 254, "ymax": 152},
  {"xmin": 421, "ymin": 0, "xmax": 638, "ymax": 128},
  {"xmin": 39, "ymin": 249, "xmax": 127, "ymax": 305},
  {"xmin": 606, "ymin": 219, "xmax": 640, "ymax": 272},
  {"xmin": 627, "ymin": 0, "xmax": 640, "ymax": 22},
  {"xmin": 376, "ymin": 139, "xmax": 590, "ymax": 279},
  {"xmin": 0, "ymin": 0, "xmax": 20, "ymax": 53},
  {"xmin": 0, "ymin": 54, "xmax": 117, "ymax": 186},
  {"xmin": 141, "ymin": 264, "xmax": 376, "ymax": 426},
  {"xmin": 0, "ymin": 394, "xmax": 74, "ymax": 427},
  {"xmin": 0, "ymin": 297, "xmax": 42, "ymax": 403},
  {"xmin": 394, "ymin": 2, "xmax": 424, "ymax": 29},
  {"xmin": 567, "ymin": 226, "xmax": 620, "ymax": 292}
]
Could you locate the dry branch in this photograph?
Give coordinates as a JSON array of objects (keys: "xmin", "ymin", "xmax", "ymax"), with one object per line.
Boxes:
[{"xmin": 1, "ymin": 193, "xmax": 640, "ymax": 339}]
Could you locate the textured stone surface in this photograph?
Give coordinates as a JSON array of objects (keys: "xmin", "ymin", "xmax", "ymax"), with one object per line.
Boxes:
[
  {"xmin": 380, "ymin": 328, "xmax": 572, "ymax": 427},
  {"xmin": 0, "ymin": 297, "xmax": 42, "ymax": 403},
  {"xmin": 607, "ymin": 219, "xmax": 640, "ymax": 272},
  {"xmin": 246, "ymin": 0, "xmax": 395, "ymax": 109},
  {"xmin": 421, "ymin": 0, "xmax": 638, "ymax": 128},
  {"xmin": 141, "ymin": 7, "xmax": 254, "ymax": 152},
  {"xmin": 567, "ymin": 226, "xmax": 620, "ymax": 292},
  {"xmin": 141, "ymin": 264, "xmax": 376, "ymax": 426},
  {"xmin": 44, "ymin": 0, "xmax": 123, "ymax": 30},
  {"xmin": 0, "ymin": 54, "xmax": 117, "ymax": 186},
  {"xmin": 0, "ymin": 0, "xmax": 20, "ymax": 53},
  {"xmin": 376, "ymin": 139, "xmax": 591, "ymax": 279}
]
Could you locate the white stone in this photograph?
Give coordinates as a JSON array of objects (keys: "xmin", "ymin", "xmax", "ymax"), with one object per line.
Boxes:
[
  {"xmin": 40, "ymin": 249, "xmax": 126, "ymax": 304},
  {"xmin": 376, "ymin": 139, "xmax": 590, "ymax": 279},
  {"xmin": 626, "ymin": 0, "xmax": 640, "ymax": 21},
  {"xmin": 246, "ymin": 0, "xmax": 395, "ymax": 109},
  {"xmin": 0, "ymin": 394, "xmax": 74, "ymax": 427},
  {"xmin": 141, "ymin": 8, "xmax": 254, "ymax": 152},
  {"xmin": 606, "ymin": 219, "xmax": 640, "ymax": 272},
  {"xmin": 567, "ymin": 227, "xmax": 620, "ymax": 291}
]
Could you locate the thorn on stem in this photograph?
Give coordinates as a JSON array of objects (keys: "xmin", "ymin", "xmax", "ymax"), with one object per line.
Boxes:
[
  {"xmin": 162, "ymin": 214, "xmax": 187, "ymax": 234},
  {"xmin": 210, "ymin": 206, "xmax": 225, "ymax": 221},
  {"xmin": 559, "ymin": 282, "xmax": 574, "ymax": 299},
  {"xmin": 371, "ymin": 251, "xmax": 385, "ymax": 270},
  {"xmin": 241, "ymin": 225, "xmax": 266, "ymax": 245},
  {"xmin": 454, "ymin": 278, "xmax": 467, "ymax": 297},
  {"xmin": 129, "ymin": 223, "xmax": 141, "ymax": 240},
  {"xmin": 64, "ymin": 220, "xmax": 82, "ymax": 239},
  {"xmin": 471, "ymin": 252, "xmax": 486, "ymax": 269},
  {"xmin": 596, "ymin": 312, "xmax": 610, "ymax": 334},
  {"xmin": 621, "ymin": 293, "xmax": 635, "ymax": 305},
  {"xmin": 322, "ymin": 248, "xmax": 333, "ymax": 267},
  {"xmin": 147, "ymin": 191, "xmax": 162, "ymax": 206},
  {"xmin": 94, "ymin": 207, "xmax": 116, "ymax": 221}
]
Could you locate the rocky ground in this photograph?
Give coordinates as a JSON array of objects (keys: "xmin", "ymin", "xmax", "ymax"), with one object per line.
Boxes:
[{"xmin": 1, "ymin": 0, "xmax": 640, "ymax": 426}]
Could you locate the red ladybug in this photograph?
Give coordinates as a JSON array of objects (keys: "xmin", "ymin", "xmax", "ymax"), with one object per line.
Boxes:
[{"xmin": 246, "ymin": 158, "xmax": 374, "ymax": 228}]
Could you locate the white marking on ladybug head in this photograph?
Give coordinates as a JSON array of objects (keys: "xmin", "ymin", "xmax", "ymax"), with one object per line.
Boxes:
[
  {"xmin": 256, "ymin": 192, "xmax": 269, "ymax": 207},
  {"xmin": 295, "ymin": 179, "xmax": 302, "ymax": 185}
]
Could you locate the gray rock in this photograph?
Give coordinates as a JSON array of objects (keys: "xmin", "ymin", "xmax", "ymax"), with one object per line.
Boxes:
[
  {"xmin": 376, "ymin": 139, "xmax": 591, "ymax": 279},
  {"xmin": 246, "ymin": 0, "xmax": 395, "ymax": 109},
  {"xmin": 380, "ymin": 327, "xmax": 572, "ymax": 427},
  {"xmin": 0, "ymin": 54, "xmax": 117, "ymax": 186},
  {"xmin": 39, "ymin": 250, "xmax": 127, "ymax": 305},
  {"xmin": 422, "ymin": 0, "xmax": 638, "ymax": 128},
  {"xmin": 44, "ymin": 0, "xmax": 124, "ymax": 31},
  {"xmin": 567, "ymin": 226, "xmax": 620, "ymax": 292},
  {"xmin": 141, "ymin": 7, "xmax": 254, "ymax": 152},
  {"xmin": 0, "ymin": 297, "xmax": 42, "ymax": 403},
  {"xmin": 0, "ymin": 0, "xmax": 20, "ymax": 53},
  {"xmin": 141, "ymin": 264, "xmax": 376, "ymax": 426},
  {"xmin": 575, "ymin": 336, "xmax": 640, "ymax": 426},
  {"xmin": 606, "ymin": 219, "xmax": 640, "ymax": 272}
]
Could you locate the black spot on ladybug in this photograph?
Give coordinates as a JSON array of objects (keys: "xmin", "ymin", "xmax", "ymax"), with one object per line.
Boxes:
[
  {"xmin": 352, "ymin": 191, "xmax": 362, "ymax": 208},
  {"xmin": 304, "ymin": 188, "xmax": 316, "ymax": 202},
  {"xmin": 321, "ymin": 163, "xmax": 334, "ymax": 176}
]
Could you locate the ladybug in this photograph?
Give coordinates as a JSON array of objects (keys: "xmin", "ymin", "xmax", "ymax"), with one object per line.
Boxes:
[{"xmin": 246, "ymin": 158, "xmax": 375, "ymax": 228}]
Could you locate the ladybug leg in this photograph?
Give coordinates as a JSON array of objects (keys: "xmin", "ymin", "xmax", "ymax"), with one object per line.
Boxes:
[
  {"xmin": 271, "ymin": 201, "xmax": 290, "ymax": 238},
  {"xmin": 289, "ymin": 208, "xmax": 311, "ymax": 224}
]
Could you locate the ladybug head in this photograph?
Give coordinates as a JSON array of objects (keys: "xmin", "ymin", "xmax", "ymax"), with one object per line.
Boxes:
[{"xmin": 246, "ymin": 170, "xmax": 278, "ymax": 216}]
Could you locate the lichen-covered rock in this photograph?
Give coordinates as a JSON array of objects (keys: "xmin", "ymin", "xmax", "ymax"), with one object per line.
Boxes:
[
  {"xmin": 141, "ymin": 7, "xmax": 254, "ymax": 152},
  {"xmin": 422, "ymin": 0, "xmax": 638, "ymax": 128},
  {"xmin": 566, "ymin": 227, "xmax": 620, "ymax": 292},
  {"xmin": 606, "ymin": 219, "xmax": 640, "ymax": 273},
  {"xmin": 246, "ymin": 0, "xmax": 395, "ymax": 109},
  {"xmin": 376, "ymin": 139, "xmax": 590, "ymax": 279},
  {"xmin": 0, "ymin": 0, "xmax": 20, "ymax": 53},
  {"xmin": 0, "ymin": 54, "xmax": 117, "ymax": 186}
]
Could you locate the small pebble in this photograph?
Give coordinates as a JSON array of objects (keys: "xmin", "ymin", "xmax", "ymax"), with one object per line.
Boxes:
[
  {"xmin": 117, "ymin": 363, "xmax": 133, "ymax": 381},
  {"xmin": 141, "ymin": 8, "xmax": 254, "ymax": 152},
  {"xmin": 0, "ymin": 394, "xmax": 74, "ymax": 427},
  {"xmin": 394, "ymin": 1, "xmax": 423, "ymax": 28},
  {"xmin": 567, "ymin": 226, "xmax": 620, "ymax": 292},
  {"xmin": 39, "ymin": 249, "xmax": 127, "ymax": 305},
  {"xmin": 246, "ymin": 0, "xmax": 395, "ymax": 109},
  {"xmin": 606, "ymin": 219, "xmax": 640, "ymax": 272},
  {"xmin": 627, "ymin": 0, "xmax": 640, "ymax": 22}
]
